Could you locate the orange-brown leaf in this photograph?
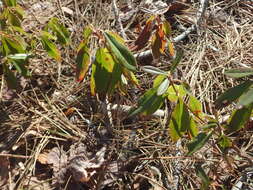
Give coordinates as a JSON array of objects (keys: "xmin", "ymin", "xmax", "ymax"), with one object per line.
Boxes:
[{"xmin": 133, "ymin": 16, "xmax": 155, "ymax": 51}]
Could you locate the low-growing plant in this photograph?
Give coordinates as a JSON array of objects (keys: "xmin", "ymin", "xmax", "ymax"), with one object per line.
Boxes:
[{"xmin": 1, "ymin": 1, "xmax": 252, "ymax": 188}]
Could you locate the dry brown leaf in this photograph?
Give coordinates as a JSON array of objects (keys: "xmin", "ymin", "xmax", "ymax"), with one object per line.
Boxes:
[
  {"xmin": 0, "ymin": 156, "xmax": 10, "ymax": 187},
  {"xmin": 132, "ymin": 16, "xmax": 156, "ymax": 51}
]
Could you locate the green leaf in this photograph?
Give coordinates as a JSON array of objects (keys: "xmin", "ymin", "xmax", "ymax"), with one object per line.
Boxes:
[
  {"xmin": 142, "ymin": 66, "xmax": 168, "ymax": 76},
  {"xmin": 104, "ymin": 32, "xmax": 137, "ymax": 72},
  {"xmin": 227, "ymin": 104, "xmax": 253, "ymax": 132},
  {"xmin": 7, "ymin": 11, "xmax": 21, "ymax": 27},
  {"xmin": 169, "ymin": 98, "xmax": 191, "ymax": 141},
  {"xmin": 170, "ymin": 49, "xmax": 183, "ymax": 73},
  {"xmin": 151, "ymin": 26, "xmax": 166, "ymax": 59},
  {"xmin": 40, "ymin": 33, "xmax": 61, "ymax": 61},
  {"xmin": 90, "ymin": 48, "xmax": 122, "ymax": 96},
  {"xmin": 189, "ymin": 95, "xmax": 203, "ymax": 119},
  {"xmin": 218, "ymin": 135, "xmax": 232, "ymax": 152},
  {"xmin": 7, "ymin": 53, "xmax": 31, "ymax": 77},
  {"xmin": 187, "ymin": 131, "xmax": 213, "ymax": 156},
  {"xmin": 215, "ymin": 80, "xmax": 253, "ymax": 109},
  {"xmin": 157, "ymin": 78, "xmax": 169, "ymax": 96},
  {"xmin": 128, "ymin": 87, "xmax": 164, "ymax": 117},
  {"xmin": 162, "ymin": 20, "xmax": 172, "ymax": 37},
  {"xmin": 167, "ymin": 84, "xmax": 187, "ymax": 102},
  {"xmin": 10, "ymin": 59, "xmax": 30, "ymax": 77},
  {"xmin": 3, "ymin": 63, "xmax": 18, "ymax": 89},
  {"xmin": 7, "ymin": 53, "xmax": 31, "ymax": 60},
  {"xmin": 122, "ymin": 68, "xmax": 139, "ymax": 87},
  {"xmin": 225, "ymin": 68, "xmax": 253, "ymax": 78},
  {"xmin": 83, "ymin": 26, "xmax": 93, "ymax": 42},
  {"xmin": 47, "ymin": 17, "xmax": 70, "ymax": 45},
  {"xmin": 75, "ymin": 42, "xmax": 90, "ymax": 82},
  {"xmin": 153, "ymin": 75, "xmax": 167, "ymax": 88},
  {"xmin": 195, "ymin": 164, "xmax": 210, "ymax": 190},
  {"xmin": 189, "ymin": 117, "xmax": 198, "ymax": 138},
  {"xmin": 1, "ymin": 35, "xmax": 26, "ymax": 55},
  {"xmin": 237, "ymin": 88, "xmax": 253, "ymax": 107},
  {"xmin": 3, "ymin": 0, "xmax": 16, "ymax": 6}
]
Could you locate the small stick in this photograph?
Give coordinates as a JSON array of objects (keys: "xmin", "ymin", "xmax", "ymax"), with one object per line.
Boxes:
[{"xmin": 112, "ymin": 0, "xmax": 127, "ymax": 39}]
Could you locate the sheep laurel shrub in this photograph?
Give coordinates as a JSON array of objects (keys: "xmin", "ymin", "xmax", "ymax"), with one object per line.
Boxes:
[{"xmin": 1, "ymin": 1, "xmax": 252, "ymax": 188}]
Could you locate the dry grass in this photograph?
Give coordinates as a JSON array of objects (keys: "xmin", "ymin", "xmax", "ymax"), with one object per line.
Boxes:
[{"xmin": 0, "ymin": 0, "xmax": 253, "ymax": 189}]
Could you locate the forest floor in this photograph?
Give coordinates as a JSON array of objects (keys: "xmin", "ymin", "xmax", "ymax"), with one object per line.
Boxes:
[{"xmin": 0, "ymin": 0, "xmax": 253, "ymax": 189}]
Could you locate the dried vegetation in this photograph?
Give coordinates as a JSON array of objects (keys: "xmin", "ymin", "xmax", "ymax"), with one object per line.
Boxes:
[{"xmin": 0, "ymin": 0, "xmax": 253, "ymax": 189}]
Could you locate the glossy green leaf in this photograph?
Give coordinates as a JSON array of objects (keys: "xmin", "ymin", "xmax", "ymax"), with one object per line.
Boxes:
[
  {"xmin": 215, "ymin": 80, "xmax": 253, "ymax": 109},
  {"xmin": 90, "ymin": 48, "xmax": 122, "ymax": 95},
  {"xmin": 142, "ymin": 66, "xmax": 167, "ymax": 76},
  {"xmin": 47, "ymin": 17, "xmax": 70, "ymax": 45},
  {"xmin": 169, "ymin": 98, "xmax": 191, "ymax": 141},
  {"xmin": 195, "ymin": 164, "xmax": 210, "ymax": 190},
  {"xmin": 187, "ymin": 131, "xmax": 213, "ymax": 156},
  {"xmin": 75, "ymin": 42, "xmax": 90, "ymax": 82},
  {"xmin": 225, "ymin": 68, "xmax": 253, "ymax": 78},
  {"xmin": 40, "ymin": 33, "xmax": 61, "ymax": 61},
  {"xmin": 157, "ymin": 78, "xmax": 169, "ymax": 96},
  {"xmin": 3, "ymin": 63, "xmax": 18, "ymax": 89},
  {"xmin": 170, "ymin": 49, "xmax": 183, "ymax": 73},
  {"xmin": 128, "ymin": 87, "xmax": 164, "ymax": 117},
  {"xmin": 104, "ymin": 32, "xmax": 137, "ymax": 71},
  {"xmin": 227, "ymin": 104, "xmax": 253, "ymax": 132},
  {"xmin": 237, "ymin": 88, "xmax": 253, "ymax": 107}
]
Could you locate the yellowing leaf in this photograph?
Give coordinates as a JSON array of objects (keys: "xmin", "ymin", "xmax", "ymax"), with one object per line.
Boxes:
[
  {"xmin": 169, "ymin": 98, "xmax": 191, "ymax": 141},
  {"xmin": 162, "ymin": 20, "xmax": 172, "ymax": 37},
  {"xmin": 76, "ymin": 42, "xmax": 90, "ymax": 82},
  {"xmin": 168, "ymin": 40, "xmax": 175, "ymax": 57},
  {"xmin": 90, "ymin": 48, "xmax": 122, "ymax": 96},
  {"xmin": 122, "ymin": 68, "xmax": 139, "ymax": 87},
  {"xmin": 151, "ymin": 24, "xmax": 167, "ymax": 59},
  {"xmin": 189, "ymin": 95, "xmax": 203, "ymax": 119},
  {"xmin": 167, "ymin": 84, "xmax": 187, "ymax": 102}
]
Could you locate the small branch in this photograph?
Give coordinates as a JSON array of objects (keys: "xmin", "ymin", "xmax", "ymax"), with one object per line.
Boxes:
[
  {"xmin": 101, "ymin": 103, "xmax": 165, "ymax": 117},
  {"xmin": 112, "ymin": 0, "xmax": 127, "ymax": 39},
  {"xmin": 134, "ymin": 0, "xmax": 209, "ymax": 60}
]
